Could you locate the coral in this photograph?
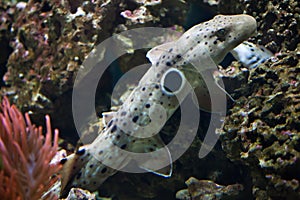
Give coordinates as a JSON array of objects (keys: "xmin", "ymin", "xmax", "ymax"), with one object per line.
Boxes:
[
  {"xmin": 0, "ymin": 97, "xmax": 61, "ymax": 200},
  {"xmin": 218, "ymin": 51, "xmax": 300, "ymax": 199}
]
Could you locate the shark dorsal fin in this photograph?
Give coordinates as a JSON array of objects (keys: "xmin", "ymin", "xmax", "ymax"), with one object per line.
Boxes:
[
  {"xmin": 102, "ymin": 111, "xmax": 116, "ymax": 126},
  {"xmin": 146, "ymin": 41, "xmax": 176, "ymax": 64}
]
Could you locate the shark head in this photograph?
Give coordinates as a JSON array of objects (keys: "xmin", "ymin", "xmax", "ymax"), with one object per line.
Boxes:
[{"xmin": 176, "ymin": 14, "xmax": 257, "ymax": 65}]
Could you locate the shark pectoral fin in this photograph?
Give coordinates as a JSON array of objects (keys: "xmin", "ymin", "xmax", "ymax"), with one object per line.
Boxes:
[
  {"xmin": 191, "ymin": 71, "xmax": 215, "ymax": 112},
  {"xmin": 146, "ymin": 41, "xmax": 175, "ymax": 64},
  {"xmin": 60, "ymin": 147, "xmax": 90, "ymax": 195},
  {"xmin": 102, "ymin": 111, "xmax": 116, "ymax": 126},
  {"xmin": 131, "ymin": 136, "xmax": 173, "ymax": 177},
  {"xmin": 60, "ymin": 154, "xmax": 77, "ymax": 193},
  {"xmin": 192, "ymin": 69, "xmax": 233, "ymax": 113},
  {"xmin": 138, "ymin": 150, "xmax": 173, "ymax": 178},
  {"xmin": 193, "ymin": 84, "xmax": 211, "ymax": 112}
]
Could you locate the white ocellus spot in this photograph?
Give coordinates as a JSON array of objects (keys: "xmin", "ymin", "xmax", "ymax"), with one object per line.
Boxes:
[{"xmin": 160, "ymin": 68, "xmax": 186, "ymax": 96}]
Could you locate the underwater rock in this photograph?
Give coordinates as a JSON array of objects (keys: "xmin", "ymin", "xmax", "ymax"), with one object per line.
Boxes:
[
  {"xmin": 176, "ymin": 177, "xmax": 244, "ymax": 200},
  {"xmin": 3, "ymin": 0, "xmax": 118, "ymax": 110},
  {"xmin": 0, "ymin": 1, "xmax": 21, "ymax": 87},
  {"xmin": 132, "ymin": 0, "xmax": 162, "ymax": 6},
  {"xmin": 206, "ymin": 2, "xmax": 300, "ymax": 198},
  {"xmin": 218, "ymin": 50, "xmax": 300, "ymax": 199},
  {"xmin": 121, "ymin": 6, "xmax": 155, "ymax": 24},
  {"xmin": 203, "ymin": 0, "xmax": 221, "ymax": 6},
  {"xmin": 0, "ymin": 0, "xmax": 123, "ymax": 142},
  {"xmin": 64, "ymin": 187, "xmax": 110, "ymax": 200},
  {"xmin": 120, "ymin": 0, "xmax": 188, "ymax": 26},
  {"xmin": 65, "ymin": 188, "xmax": 95, "ymax": 200}
]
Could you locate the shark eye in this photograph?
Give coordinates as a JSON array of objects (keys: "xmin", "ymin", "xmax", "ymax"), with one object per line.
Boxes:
[
  {"xmin": 216, "ymin": 28, "xmax": 226, "ymax": 36},
  {"xmin": 161, "ymin": 68, "xmax": 185, "ymax": 96},
  {"xmin": 216, "ymin": 28, "xmax": 227, "ymax": 41}
]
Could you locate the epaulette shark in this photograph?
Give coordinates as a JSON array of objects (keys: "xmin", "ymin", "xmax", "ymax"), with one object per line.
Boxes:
[{"xmin": 49, "ymin": 14, "xmax": 257, "ymax": 197}]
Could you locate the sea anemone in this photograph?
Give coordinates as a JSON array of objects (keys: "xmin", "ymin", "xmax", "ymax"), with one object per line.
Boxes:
[{"xmin": 0, "ymin": 97, "xmax": 61, "ymax": 200}]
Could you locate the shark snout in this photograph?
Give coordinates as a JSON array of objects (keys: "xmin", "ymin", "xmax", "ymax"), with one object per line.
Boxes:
[{"xmin": 237, "ymin": 14, "xmax": 257, "ymax": 37}]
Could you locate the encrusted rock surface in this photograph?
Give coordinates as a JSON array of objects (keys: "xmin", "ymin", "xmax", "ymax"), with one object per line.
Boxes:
[
  {"xmin": 4, "ymin": 0, "xmax": 117, "ymax": 103},
  {"xmin": 64, "ymin": 187, "xmax": 109, "ymax": 200},
  {"xmin": 0, "ymin": 0, "xmax": 123, "ymax": 141},
  {"xmin": 176, "ymin": 177, "xmax": 244, "ymax": 200},
  {"xmin": 219, "ymin": 50, "xmax": 300, "ymax": 199},
  {"xmin": 211, "ymin": 1, "xmax": 300, "ymax": 199}
]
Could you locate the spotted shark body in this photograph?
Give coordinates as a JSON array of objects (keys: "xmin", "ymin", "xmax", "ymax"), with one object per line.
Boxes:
[{"xmin": 58, "ymin": 14, "xmax": 257, "ymax": 196}]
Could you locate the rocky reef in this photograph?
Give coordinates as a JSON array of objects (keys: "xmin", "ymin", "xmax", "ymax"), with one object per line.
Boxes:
[
  {"xmin": 3, "ymin": 0, "xmax": 108, "ymax": 104},
  {"xmin": 219, "ymin": 50, "xmax": 300, "ymax": 199},
  {"xmin": 214, "ymin": 0, "xmax": 300, "ymax": 199},
  {"xmin": 0, "ymin": 0, "xmax": 120, "ymax": 142},
  {"xmin": 176, "ymin": 177, "xmax": 244, "ymax": 200}
]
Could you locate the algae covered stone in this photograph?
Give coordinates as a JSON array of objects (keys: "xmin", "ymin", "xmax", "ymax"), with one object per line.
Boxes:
[{"xmin": 219, "ymin": 51, "xmax": 300, "ymax": 199}]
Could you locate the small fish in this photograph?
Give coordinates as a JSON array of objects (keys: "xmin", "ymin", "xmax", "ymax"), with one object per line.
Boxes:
[
  {"xmin": 58, "ymin": 14, "xmax": 257, "ymax": 196},
  {"xmin": 231, "ymin": 41, "xmax": 273, "ymax": 68}
]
